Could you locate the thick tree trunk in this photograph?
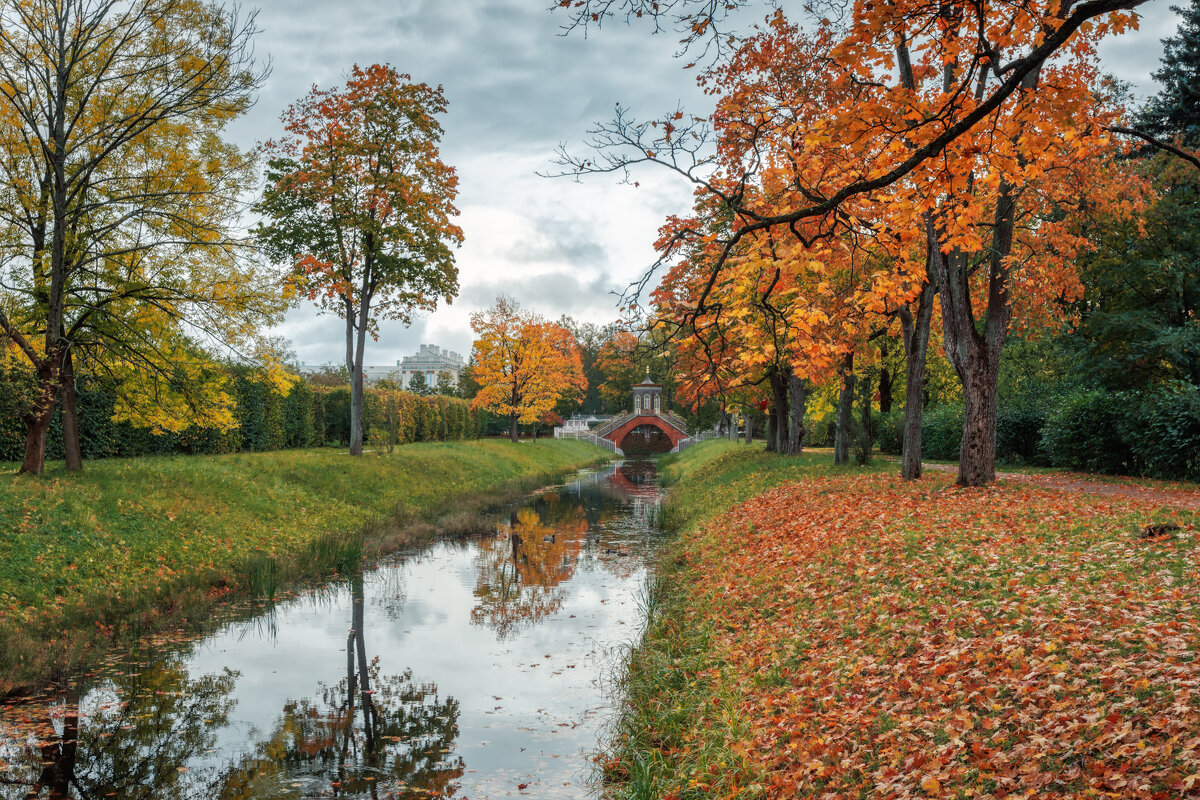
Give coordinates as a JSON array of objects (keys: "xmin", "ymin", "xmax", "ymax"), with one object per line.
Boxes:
[
  {"xmin": 833, "ymin": 352, "xmax": 855, "ymax": 465},
  {"xmin": 61, "ymin": 349, "xmax": 82, "ymax": 472},
  {"xmin": 787, "ymin": 374, "xmax": 807, "ymax": 454},
  {"xmin": 931, "ymin": 183, "xmax": 1016, "ymax": 487},
  {"xmin": 899, "ymin": 280, "xmax": 935, "ymax": 480},
  {"xmin": 764, "ymin": 407, "xmax": 776, "ymax": 452},
  {"xmin": 769, "ymin": 367, "xmax": 791, "ymax": 454},
  {"xmin": 21, "ymin": 360, "xmax": 60, "ymax": 476},
  {"xmin": 509, "ymin": 413, "xmax": 519, "ymax": 443}
]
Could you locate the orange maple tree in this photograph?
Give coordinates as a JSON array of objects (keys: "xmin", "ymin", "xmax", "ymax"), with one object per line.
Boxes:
[
  {"xmin": 469, "ymin": 297, "xmax": 587, "ymax": 442},
  {"xmin": 257, "ymin": 64, "xmax": 463, "ymax": 456},
  {"xmin": 561, "ymin": 1, "xmax": 1149, "ymax": 484}
]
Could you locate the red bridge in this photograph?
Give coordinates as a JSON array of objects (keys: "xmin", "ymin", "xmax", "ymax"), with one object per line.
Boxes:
[{"xmin": 590, "ymin": 375, "xmax": 690, "ymax": 455}]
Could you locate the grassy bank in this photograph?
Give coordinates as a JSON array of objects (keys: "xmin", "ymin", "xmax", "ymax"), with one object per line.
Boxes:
[
  {"xmin": 606, "ymin": 441, "xmax": 1200, "ymax": 798},
  {"xmin": 0, "ymin": 439, "xmax": 607, "ymax": 694}
]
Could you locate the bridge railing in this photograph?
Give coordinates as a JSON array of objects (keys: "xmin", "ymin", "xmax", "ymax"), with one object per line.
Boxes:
[
  {"xmin": 670, "ymin": 429, "xmax": 719, "ymax": 454},
  {"xmin": 553, "ymin": 428, "xmax": 623, "ymax": 455}
]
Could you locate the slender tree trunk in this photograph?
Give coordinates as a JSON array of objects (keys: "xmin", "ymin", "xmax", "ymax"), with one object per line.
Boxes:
[
  {"xmin": 833, "ymin": 352, "xmax": 855, "ymax": 465},
  {"xmin": 856, "ymin": 369, "xmax": 873, "ymax": 466},
  {"xmin": 61, "ymin": 349, "xmax": 82, "ymax": 472},
  {"xmin": 787, "ymin": 374, "xmax": 807, "ymax": 454},
  {"xmin": 743, "ymin": 413, "xmax": 752, "ymax": 444},
  {"xmin": 899, "ymin": 278, "xmax": 935, "ymax": 480},
  {"xmin": 878, "ymin": 341, "xmax": 893, "ymax": 414}
]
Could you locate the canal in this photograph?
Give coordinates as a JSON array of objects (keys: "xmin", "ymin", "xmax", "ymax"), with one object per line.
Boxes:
[{"xmin": 0, "ymin": 459, "xmax": 665, "ymax": 799}]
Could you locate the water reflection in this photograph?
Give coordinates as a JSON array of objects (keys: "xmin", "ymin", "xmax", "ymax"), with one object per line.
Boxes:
[
  {"xmin": 1, "ymin": 460, "xmax": 662, "ymax": 799},
  {"xmin": 0, "ymin": 661, "xmax": 237, "ymax": 799}
]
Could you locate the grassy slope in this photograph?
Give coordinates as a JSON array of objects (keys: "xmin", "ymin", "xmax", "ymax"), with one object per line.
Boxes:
[
  {"xmin": 0, "ymin": 439, "xmax": 606, "ymax": 693},
  {"xmin": 606, "ymin": 441, "xmax": 1200, "ymax": 799}
]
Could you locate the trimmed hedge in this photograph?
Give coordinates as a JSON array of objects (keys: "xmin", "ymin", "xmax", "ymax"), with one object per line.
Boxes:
[{"xmin": 0, "ymin": 364, "xmax": 484, "ymax": 462}]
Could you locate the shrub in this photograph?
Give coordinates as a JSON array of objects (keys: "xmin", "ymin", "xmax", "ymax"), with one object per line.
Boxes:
[
  {"xmin": 921, "ymin": 404, "xmax": 963, "ymax": 461},
  {"xmin": 1118, "ymin": 383, "xmax": 1200, "ymax": 480},
  {"xmin": 876, "ymin": 409, "xmax": 904, "ymax": 455},
  {"xmin": 995, "ymin": 403, "xmax": 1048, "ymax": 465},
  {"xmin": 1039, "ymin": 390, "xmax": 1133, "ymax": 474}
]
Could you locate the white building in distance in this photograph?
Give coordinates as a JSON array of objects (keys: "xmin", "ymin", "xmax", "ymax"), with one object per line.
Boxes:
[{"xmin": 299, "ymin": 343, "xmax": 465, "ymax": 390}]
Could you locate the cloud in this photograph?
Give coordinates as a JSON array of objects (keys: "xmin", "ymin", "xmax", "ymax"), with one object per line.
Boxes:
[{"xmin": 243, "ymin": 0, "xmax": 1178, "ymax": 367}]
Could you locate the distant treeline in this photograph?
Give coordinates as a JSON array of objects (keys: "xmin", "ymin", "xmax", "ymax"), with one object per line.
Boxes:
[{"xmin": 0, "ymin": 366, "xmax": 488, "ymax": 462}]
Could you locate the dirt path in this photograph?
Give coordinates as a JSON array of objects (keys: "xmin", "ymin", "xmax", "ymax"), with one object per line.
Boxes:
[{"xmin": 919, "ymin": 462, "xmax": 1200, "ymax": 510}]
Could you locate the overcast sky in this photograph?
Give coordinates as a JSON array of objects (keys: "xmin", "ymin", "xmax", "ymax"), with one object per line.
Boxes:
[{"xmin": 232, "ymin": 0, "xmax": 1185, "ymax": 368}]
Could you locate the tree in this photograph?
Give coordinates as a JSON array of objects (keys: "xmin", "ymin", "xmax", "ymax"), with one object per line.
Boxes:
[
  {"xmin": 0, "ymin": 0, "xmax": 274, "ymax": 475},
  {"xmin": 435, "ymin": 369, "xmax": 457, "ymax": 396},
  {"xmin": 408, "ymin": 370, "xmax": 431, "ymax": 396},
  {"xmin": 558, "ymin": 2, "xmax": 1148, "ymax": 485},
  {"xmin": 469, "ymin": 297, "xmax": 587, "ymax": 443},
  {"xmin": 257, "ymin": 64, "xmax": 463, "ymax": 457},
  {"xmin": 1137, "ymin": 0, "xmax": 1200, "ymax": 147}
]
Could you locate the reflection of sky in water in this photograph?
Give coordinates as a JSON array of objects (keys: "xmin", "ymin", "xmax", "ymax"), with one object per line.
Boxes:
[{"xmin": 0, "ymin": 460, "xmax": 664, "ymax": 799}]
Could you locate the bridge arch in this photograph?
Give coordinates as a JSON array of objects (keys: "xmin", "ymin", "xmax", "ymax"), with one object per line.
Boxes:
[{"xmin": 605, "ymin": 415, "xmax": 687, "ymax": 454}]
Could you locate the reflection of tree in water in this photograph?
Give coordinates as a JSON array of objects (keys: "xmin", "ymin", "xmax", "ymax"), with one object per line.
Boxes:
[
  {"xmin": 0, "ymin": 662, "xmax": 237, "ymax": 800},
  {"xmin": 213, "ymin": 571, "xmax": 463, "ymax": 799},
  {"xmin": 471, "ymin": 507, "xmax": 585, "ymax": 638}
]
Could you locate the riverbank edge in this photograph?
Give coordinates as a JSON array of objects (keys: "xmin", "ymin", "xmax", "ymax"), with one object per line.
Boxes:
[
  {"xmin": 1, "ymin": 440, "xmax": 611, "ymax": 697},
  {"xmin": 601, "ymin": 440, "xmax": 874, "ymax": 796}
]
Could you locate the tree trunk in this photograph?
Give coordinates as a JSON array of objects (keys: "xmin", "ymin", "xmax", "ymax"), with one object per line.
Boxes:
[
  {"xmin": 787, "ymin": 374, "xmax": 807, "ymax": 454},
  {"xmin": 856, "ymin": 369, "xmax": 873, "ymax": 466},
  {"xmin": 878, "ymin": 341, "xmax": 893, "ymax": 414},
  {"xmin": 509, "ymin": 413, "xmax": 519, "ymax": 443},
  {"xmin": 833, "ymin": 352, "xmax": 855, "ymax": 465},
  {"xmin": 931, "ymin": 180, "xmax": 1016, "ymax": 487},
  {"xmin": 899, "ymin": 279, "xmax": 935, "ymax": 480},
  {"xmin": 21, "ymin": 360, "xmax": 60, "ymax": 476},
  {"xmin": 743, "ymin": 413, "xmax": 752, "ymax": 444},
  {"xmin": 764, "ymin": 406, "xmax": 776, "ymax": 452},
  {"xmin": 61, "ymin": 349, "xmax": 82, "ymax": 472},
  {"xmin": 769, "ymin": 368, "xmax": 791, "ymax": 454}
]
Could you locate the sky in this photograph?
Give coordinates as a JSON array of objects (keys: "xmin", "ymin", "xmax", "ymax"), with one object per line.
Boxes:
[{"xmin": 230, "ymin": 0, "xmax": 1186, "ymax": 368}]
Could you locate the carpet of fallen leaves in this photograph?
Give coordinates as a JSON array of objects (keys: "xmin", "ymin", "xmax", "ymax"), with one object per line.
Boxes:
[{"xmin": 648, "ymin": 471, "xmax": 1200, "ymax": 799}]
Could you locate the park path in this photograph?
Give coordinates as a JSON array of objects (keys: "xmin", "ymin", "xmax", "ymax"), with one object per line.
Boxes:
[{"xmin": 919, "ymin": 462, "xmax": 1200, "ymax": 510}]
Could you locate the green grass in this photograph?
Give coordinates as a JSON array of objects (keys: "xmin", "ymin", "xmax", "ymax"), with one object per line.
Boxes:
[{"xmin": 0, "ymin": 438, "xmax": 608, "ymax": 694}]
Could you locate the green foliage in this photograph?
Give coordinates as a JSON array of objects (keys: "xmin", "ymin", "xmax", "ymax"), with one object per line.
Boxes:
[
  {"xmin": 1136, "ymin": 0, "xmax": 1200, "ymax": 146},
  {"xmin": 1038, "ymin": 391, "xmax": 1133, "ymax": 474},
  {"xmin": 408, "ymin": 371, "xmax": 432, "ymax": 396},
  {"xmin": 921, "ymin": 404, "xmax": 964, "ymax": 461},
  {"xmin": 876, "ymin": 409, "xmax": 903, "ymax": 455}
]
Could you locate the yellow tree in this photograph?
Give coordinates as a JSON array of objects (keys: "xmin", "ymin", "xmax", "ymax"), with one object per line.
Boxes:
[
  {"xmin": 0, "ymin": 0, "xmax": 276, "ymax": 474},
  {"xmin": 470, "ymin": 297, "xmax": 587, "ymax": 443}
]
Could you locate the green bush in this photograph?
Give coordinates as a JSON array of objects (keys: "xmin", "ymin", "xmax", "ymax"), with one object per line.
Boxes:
[
  {"xmin": 804, "ymin": 412, "xmax": 835, "ymax": 447},
  {"xmin": 1039, "ymin": 390, "xmax": 1133, "ymax": 474},
  {"xmin": 995, "ymin": 403, "xmax": 1048, "ymax": 465},
  {"xmin": 921, "ymin": 404, "xmax": 963, "ymax": 461},
  {"xmin": 876, "ymin": 409, "xmax": 904, "ymax": 455},
  {"xmin": 1118, "ymin": 383, "xmax": 1200, "ymax": 480}
]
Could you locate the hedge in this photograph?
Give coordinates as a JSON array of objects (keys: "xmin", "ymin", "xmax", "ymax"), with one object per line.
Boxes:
[{"xmin": 0, "ymin": 363, "xmax": 483, "ymax": 463}]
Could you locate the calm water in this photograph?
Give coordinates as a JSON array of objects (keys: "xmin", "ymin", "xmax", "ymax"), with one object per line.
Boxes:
[{"xmin": 0, "ymin": 459, "xmax": 664, "ymax": 799}]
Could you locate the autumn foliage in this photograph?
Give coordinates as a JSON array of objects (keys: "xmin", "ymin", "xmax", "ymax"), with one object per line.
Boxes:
[
  {"xmin": 606, "ymin": 444, "xmax": 1200, "ymax": 799},
  {"xmin": 470, "ymin": 298, "xmax": 587, "ymax": 442}
]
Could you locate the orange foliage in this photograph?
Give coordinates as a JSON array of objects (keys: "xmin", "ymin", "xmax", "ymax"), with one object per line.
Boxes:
[
  {"xmin": 469, "ymin": 298, "xmax": 587, "ymax": 435},
  {"xmin": 639, "ymin": 470, "xmax": 1200, "ymax": 798}
]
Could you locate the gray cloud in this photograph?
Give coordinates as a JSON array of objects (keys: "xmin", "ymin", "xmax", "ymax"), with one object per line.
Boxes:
[{"xmin": 237, "ymin": 0, "xmax": 1179, "ymax": 365}]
